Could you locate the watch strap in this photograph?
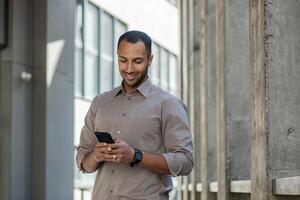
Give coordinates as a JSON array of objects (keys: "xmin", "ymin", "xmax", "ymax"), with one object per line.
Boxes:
[{"xmin": 129, "ymin": 148, "xmax": 143, "ymax": 167}]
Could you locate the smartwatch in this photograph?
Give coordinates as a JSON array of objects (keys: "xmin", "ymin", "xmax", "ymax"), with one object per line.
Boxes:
[{"xmin": 129, "ymin": 148, "xmax": 143, "ymax": 167}]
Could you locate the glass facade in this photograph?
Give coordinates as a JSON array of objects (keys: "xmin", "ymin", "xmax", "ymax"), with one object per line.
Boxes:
[{"xmin": 75, "ymin": 0, "xmax": 127, "ymax": 100}]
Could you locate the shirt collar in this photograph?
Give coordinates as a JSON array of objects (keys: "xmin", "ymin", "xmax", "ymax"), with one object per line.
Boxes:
[
  {"xmin": 136, "ymin": 78, "xmax": 152, "ymax": 98},
  {"xmin": 113, "ymin": 77, "xmax": 152, "ymax": 98}
]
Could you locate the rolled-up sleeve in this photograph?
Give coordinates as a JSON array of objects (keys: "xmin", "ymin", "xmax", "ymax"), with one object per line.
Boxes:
[
  {"xmin": 76, "ymin": 97, "xmax": 98, "ymax": 172},
  {"xmin": 161, "ymin": 98, "xmax": 194, "ymax": 177}
]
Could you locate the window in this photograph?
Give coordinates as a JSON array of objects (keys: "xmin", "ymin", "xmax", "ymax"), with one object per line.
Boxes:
[
  {"xmin": 150, "ymin": 43, "xmax": 160, "ymax": 85},
  {"xmin": 150, "ymin": 42, "xmax": 180, "ymax": 97},
  {"xmin": 100, "ymin": 11, "xmax": 113, "ymax": 93},
  {"xmin": 160, "ymin": 48, "xmax": 169, "ymax": 91},
  {"xmin": 75, "ymin": 2, "xmax": 84, "ymax": 96},
  {"xmin": 114, "ymin": 20, "xmax": 127, "ymax": 87},
  {"xmin": 75, "ymin": 0, "xmax": 127, "ymax": 100},
  {"xmin": 169, "ymin": 53, "xmax": 179, "ymax": 96},
  {"xmin": 84, "ymin": 3, "xmax": 99, "ymax": 100}
]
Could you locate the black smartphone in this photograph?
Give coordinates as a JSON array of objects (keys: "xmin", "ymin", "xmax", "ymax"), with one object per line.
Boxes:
[{"xmin": 95, "ymin": 132, "xmax": 115, "ymax": 144}]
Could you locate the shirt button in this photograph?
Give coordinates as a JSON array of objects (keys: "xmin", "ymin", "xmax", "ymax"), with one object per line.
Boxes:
[
  {"xmin": 110, "ymin": 190, "xmax": 113, "ymax": 193},
  {"xmin": 117, "ymin": 131, "xmax": 121, "ymax": 135},
  {"xmin": 122, "ymin": 113, "xmax": 126, "ymax": 116},
  {"xmin": 128, "ymin": 97, "xmax": 132, "ymax": 100},
  {"xmin": 112, "ymin": 170, "xmax": 115, "ymax": 174}
]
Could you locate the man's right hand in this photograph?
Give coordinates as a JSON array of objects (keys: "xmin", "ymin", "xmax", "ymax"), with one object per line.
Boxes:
[
  {"xmin": 82, "ymin": 142, "xmax": 117, "ymax": 173},
  {"xmin": 93, "ymin": 142, "xmax": 117, "ymax": 162}
]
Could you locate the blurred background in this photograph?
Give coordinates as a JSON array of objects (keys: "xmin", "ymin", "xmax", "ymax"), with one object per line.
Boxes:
[{"xmin": 1, "ymin": 0, "xmax": 300, "ymax": 200}]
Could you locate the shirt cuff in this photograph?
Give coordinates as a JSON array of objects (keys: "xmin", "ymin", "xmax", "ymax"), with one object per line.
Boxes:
[
  {"xmin": 76, "ymin": 146, "xmax": 92, "ymax": 173},
  {"xmin": 162, "ymin": 152, "xmax": 193, "ymax": 177}
]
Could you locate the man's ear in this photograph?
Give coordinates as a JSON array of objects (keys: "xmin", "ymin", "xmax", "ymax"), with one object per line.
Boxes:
[{"xmin": 148, "ymin": 54, "xmax": 153, "ymax": 66}]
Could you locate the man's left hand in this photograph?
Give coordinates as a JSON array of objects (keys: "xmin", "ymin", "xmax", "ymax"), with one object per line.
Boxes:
[{"xmin": 107, "ymin": 139, "xmax": 135, "ymax": 164}]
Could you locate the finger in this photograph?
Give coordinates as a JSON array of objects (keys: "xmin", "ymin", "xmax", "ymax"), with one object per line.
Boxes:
[
  {"xmin": 114, "ymin": 154, "xmax": 123, "ymax": 163},
  {"xmin": 95, "ymin": 142, "xmax": 108, "ymax": 147},
  {"xmin": 96, "ymin": 153, "xmax": 117, "ymax": 162},
  {"xmin": 109, "ymin": 154, "xmax": 117, "ymax": 162},
  {"xmin": 109, "ymin": 141, "xmax": 125, "ymax": 149},
  {"xmin": 108, "ymin": 143, "xmax": 120, "ymax": 149},
  {"xmin": 94, "ymin": 147, "xmax": 113, "ymax": 154},
  {"xmin": 110, "ymin": 148, "xmax": 122, "ymax": 154}
]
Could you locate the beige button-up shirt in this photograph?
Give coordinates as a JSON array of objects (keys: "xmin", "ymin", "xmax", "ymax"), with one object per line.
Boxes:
[{"xmin": 76, "ymin": 78, "xmax": 194, "ymax": 200}]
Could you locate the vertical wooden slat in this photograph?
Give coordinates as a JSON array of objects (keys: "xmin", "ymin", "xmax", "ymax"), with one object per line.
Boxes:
[
  {"xmin": 180, "ymin": 0, "xmax": 190, "ymax": 199},
  {"xmin": 216, "ymin": 0, "xmax": 228, "ymax": 200},
  {"xmin": 181, "ymin": 0, "xmax": 189, "ymax": 104},
  {"xmin": 178, "ymin": 0, "xmax": 183, "ymax": 197},
  {"xmin": 250, "ymin": 0, "xmax": 271, "ymax": 200},
  {"xmin": 199, "ymin": 0, "xmax": 210, "ymax": 200},
  {"xmin": 188, "ymin": 0, "xmax": 196, "ymax": 199}
]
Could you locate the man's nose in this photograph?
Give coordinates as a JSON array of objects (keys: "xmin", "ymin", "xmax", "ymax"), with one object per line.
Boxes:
[{"xmin": 125, "ymin": 62, "xmax": 134, "ymax": 73}]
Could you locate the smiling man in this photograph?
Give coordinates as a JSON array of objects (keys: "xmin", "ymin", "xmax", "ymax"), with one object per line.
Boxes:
[{"xmin": 76, "ymin": 30, "xmax": 194, "ymax": 200}]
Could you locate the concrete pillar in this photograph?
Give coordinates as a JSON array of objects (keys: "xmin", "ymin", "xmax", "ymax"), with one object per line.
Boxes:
[
  {"xmin": 33, "ymin": 0, "xmax": 75, "ymax": 199},
  {"xmin": 206, "ymin": 0, "xmax": 218, "ymax": 198},
  {"xmin": 224, "ymin": 1, "xmax": 251, "ymax": 200},
  {"xmin": 0, "ymin": 0, "xmax": 75, "ymax": 199},
  {"xmin": 249, "ymin": 0, "xmax": 300, "ymax": 199},
  {"xmin": 0, "ymin": 0, "xmax": 34, "ymax": 199}
]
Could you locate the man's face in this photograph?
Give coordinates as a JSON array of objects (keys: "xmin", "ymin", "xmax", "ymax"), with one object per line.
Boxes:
[{"xmin": 117, "ymin": 40, "xmax": 153, "ymax": 93}]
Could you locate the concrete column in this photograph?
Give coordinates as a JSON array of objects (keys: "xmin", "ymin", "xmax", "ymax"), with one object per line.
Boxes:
[
  {"xmin": 32, "ymin": 0, "xmax": 75, "ymax": 199},
  {"xmin": 206, "ymin": 0, "xmax": 217, "ymax": 200},
  {"xmin": 267, "ymin": 1, "xmax": 300, "ymax": 200},
  {"xmin": 224, "ymin": 1, "xmax": 251, "ymax": 199},
  {"xmin": 0, "ymin": 0, "xmax": 34, "ymax": 199},
  {"xmin": 206, "ymin": 0, "xmax": 217, "ymax": 198}
]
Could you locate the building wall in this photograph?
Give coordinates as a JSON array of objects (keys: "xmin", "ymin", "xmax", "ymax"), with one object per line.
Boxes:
[{"xmin": 180, "ymin": 0, "xmax": 300, "ymax": 199}]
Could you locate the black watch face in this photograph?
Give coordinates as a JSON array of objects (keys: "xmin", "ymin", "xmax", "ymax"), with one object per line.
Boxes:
[{"xmin": 136, "ymin": 151, "xmax": 143, "ymax": 161}]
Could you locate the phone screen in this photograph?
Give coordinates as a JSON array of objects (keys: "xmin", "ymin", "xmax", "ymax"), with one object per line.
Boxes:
[{"xmin": 95, "ymin": 132, "xmax": 115, "ymax": 143}]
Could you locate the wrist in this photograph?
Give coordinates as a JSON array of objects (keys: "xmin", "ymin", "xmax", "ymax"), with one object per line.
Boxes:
[{"xmin": 129, "ymin": 148, "xmax": 143, "ymax": 167}]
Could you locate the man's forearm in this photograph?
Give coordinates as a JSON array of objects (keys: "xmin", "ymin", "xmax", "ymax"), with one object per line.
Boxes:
[
  {"xmin": 82, "ymin": 152, "xmax": 101, "ymax": 173},
  {"xmin": 139, "ymin": 152, "xmax": 170, "ymax": 175}
]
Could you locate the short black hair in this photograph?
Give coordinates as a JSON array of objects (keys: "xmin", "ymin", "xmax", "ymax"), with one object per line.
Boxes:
[{"xmin": 117, "ymin": 30, "xmax": 152, "ymax": 55}]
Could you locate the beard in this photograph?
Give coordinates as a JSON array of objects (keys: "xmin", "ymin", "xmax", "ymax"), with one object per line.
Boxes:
[{"xmin": 121, "ymin": 66, "xmax": 149, "ymax": 90}]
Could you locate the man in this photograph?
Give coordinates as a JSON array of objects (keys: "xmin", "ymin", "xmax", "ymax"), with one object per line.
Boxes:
[{"xmin": 76, "ymin": 30, "xmax": 194, "ymax": 200}]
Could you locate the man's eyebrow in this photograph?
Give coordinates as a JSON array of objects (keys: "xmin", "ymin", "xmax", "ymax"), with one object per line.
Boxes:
[
  {"xmin": 118, "ymin": 56, "xmax": 127, "ymax": 59},
  {"xmin": 133, "ymin": 57, "xmax": 144, "ymax": 60}
]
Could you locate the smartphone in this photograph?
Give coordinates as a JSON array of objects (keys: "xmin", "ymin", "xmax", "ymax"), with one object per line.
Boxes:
[{"xmin": 95, "ymin": 132, "xmax": 115, "ymax": 144}]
